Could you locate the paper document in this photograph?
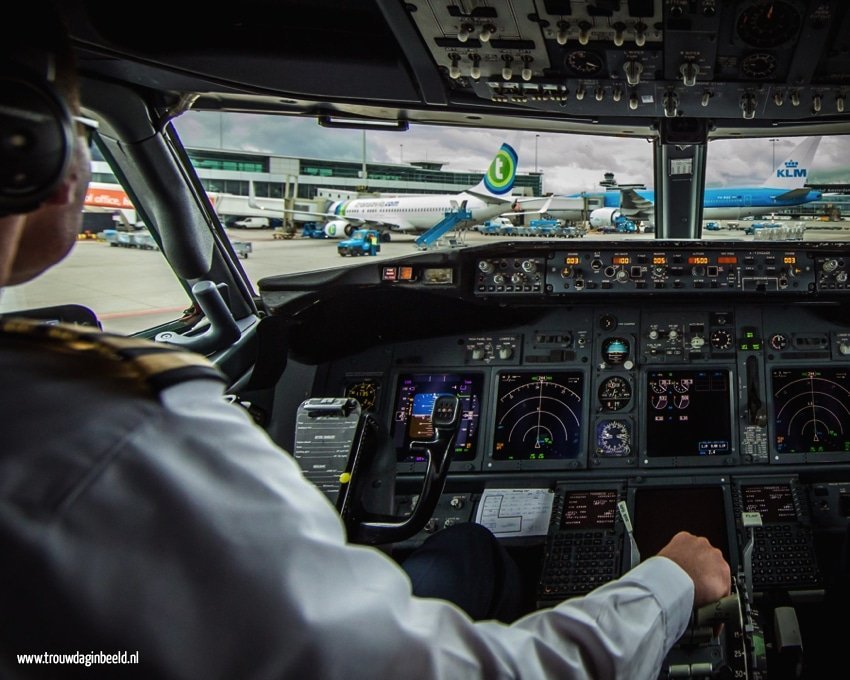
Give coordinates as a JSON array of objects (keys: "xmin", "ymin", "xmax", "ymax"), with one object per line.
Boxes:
[{"xmin": 475, "ymin": 488, "xmax": 554, "ymax": 538}]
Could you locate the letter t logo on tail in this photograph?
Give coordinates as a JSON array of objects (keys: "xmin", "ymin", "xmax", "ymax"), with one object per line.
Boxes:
[{"xmin": 482, "ymin": 144, "xmax": 518, "ymax": 195}]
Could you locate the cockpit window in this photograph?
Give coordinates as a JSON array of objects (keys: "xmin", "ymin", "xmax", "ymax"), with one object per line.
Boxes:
[
  {"xmin": 0, "ymin": 140, "xmax": 192, "ymax": 335},
  {"xmin": 3, "ymin": 113, "xmax": 848, "ymax": 335}
]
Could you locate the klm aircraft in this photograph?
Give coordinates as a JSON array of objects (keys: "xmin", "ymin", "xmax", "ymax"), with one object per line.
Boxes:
[{"xmin": 596, "ymin": 137, "xmax": 823, "ymax": 224}]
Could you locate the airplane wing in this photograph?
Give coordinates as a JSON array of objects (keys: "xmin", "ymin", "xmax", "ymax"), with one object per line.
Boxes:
[
  {"xmin": 502, "ymin": 196, "xmax": 554, "ymax": 216},
  {"xmin": 620, "ymin": 188, "xmax": 654, "ymax": 216},
  {"xmin": 774, "ymin": 187, "xmax": 811, "ymax": 201},
  {"xmin": 466, "ymin": 189, "xmax": 516, "ymax": 204},
  {"xmin": 387, "ymin": 217, "xmax": 418, "ymax": 231}
]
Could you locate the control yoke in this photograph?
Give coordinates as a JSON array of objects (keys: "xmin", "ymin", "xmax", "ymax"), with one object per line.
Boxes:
[{"xmin": 350, "ymin": 395, "xmax": 461, "ymax": 545}]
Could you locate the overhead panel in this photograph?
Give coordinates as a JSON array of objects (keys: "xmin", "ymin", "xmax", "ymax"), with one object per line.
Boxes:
[{"xmin": 403, "ymin": 0, "xmax": 848, "ymax": 123}]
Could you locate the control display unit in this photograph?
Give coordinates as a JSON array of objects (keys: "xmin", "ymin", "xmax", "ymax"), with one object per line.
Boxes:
[
  {"xmin": 645, "ymin": 369, "xmax": 733, "ymax": 460},
  {"xmin": 560, "ymin": 489, "xmax": 619, "ymax": 530},
  {"xmin": 740, "ymin": 484, "xmax": 798, "ymax": 523},
  {"xmin": 735, "ymin": 480, "xmax": 823, "ymax": 592},
  {"xmin": 493, "ymin": 371, "xmax": 584, "ymax": 462},
  {"xmin": 539, "ymin": 484, "xmax": 624, "ymax": 603},
  {"xmin": 392, "ymin": 373, "xmax": 483, "ymax": 462}
]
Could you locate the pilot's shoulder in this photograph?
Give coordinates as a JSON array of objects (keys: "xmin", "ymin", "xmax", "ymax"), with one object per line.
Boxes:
[{"xmin": 0, "ymin": 316, "xmax": 226, "ymax": 395}]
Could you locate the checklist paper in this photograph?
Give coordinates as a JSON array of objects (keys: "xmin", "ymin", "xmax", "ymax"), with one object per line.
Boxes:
[{"xmin": 475, "ymin": 488, "xmax": 554, "ymax": 538}]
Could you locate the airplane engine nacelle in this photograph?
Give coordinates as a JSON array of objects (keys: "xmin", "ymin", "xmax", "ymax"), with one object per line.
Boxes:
[
  {"xmin": 589, "ymin": 207, "xmax": 621, "ymax": 228},
  {"xmin": 324, "ymin": 220, "xmax": 354, "ymax": 238}
]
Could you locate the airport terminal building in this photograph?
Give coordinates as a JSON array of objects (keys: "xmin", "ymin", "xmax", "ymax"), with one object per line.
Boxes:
[
  {"xmin": 92, "ymin": 146, "xmax": 542, "ymax": 205},
  {"xmin": 90, "ymin": 146, "xmax": 845, "ymax": 226}
]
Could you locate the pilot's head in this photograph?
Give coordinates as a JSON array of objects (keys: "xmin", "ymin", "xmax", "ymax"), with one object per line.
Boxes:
[{"xmin": 0, "ymin": 2, "xmax": 92, "ymax": 288}]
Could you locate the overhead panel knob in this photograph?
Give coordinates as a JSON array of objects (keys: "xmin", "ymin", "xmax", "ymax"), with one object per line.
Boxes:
[
  {"xmin": 457, "ymin": 23, "xmax": 474, "ymax": 43},
  {"xmin": 469, "ymin": 54, "xmax": 481, "ymax": 80},
  {"xmin": 556, "ymin": 21, "xmax": 570, "ymax": 45},
  {"xmin": 448, "ymin": 54, "xmax": 461, "ymax": 80},
  {"xmin": 679, "ymin": 62, "xmax": 698, "ymax": 87},
  {"xmin": 501, "ymin": 55, "xmax": 513, "ymax": 80},
  {"xmin": 624, "ymin": 60, "xmax": 643, "ymax": 86}
]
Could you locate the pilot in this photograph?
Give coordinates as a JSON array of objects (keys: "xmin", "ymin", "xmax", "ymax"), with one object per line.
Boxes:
[{"xmin": 1, "ymin": 5, "xmax": 730, "ymax": 679}]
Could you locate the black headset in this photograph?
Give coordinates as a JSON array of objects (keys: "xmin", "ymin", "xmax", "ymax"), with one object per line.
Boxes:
[{"xmin": 0, "ymin": 59, "xmax": 75, "ymax": 217}]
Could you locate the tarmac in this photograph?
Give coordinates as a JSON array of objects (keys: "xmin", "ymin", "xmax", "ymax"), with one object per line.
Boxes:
[{"xmin": 1, "ymin": 223, "xmax": 847, "ymax": 334}]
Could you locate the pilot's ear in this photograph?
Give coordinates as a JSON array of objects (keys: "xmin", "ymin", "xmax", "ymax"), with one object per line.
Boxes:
[{"xmin": 42, "ymin": 178, "xmax": 74, "ymax": 207}]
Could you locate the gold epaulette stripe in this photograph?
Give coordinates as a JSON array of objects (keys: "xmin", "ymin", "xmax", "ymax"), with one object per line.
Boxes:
[{"xmin": 0, "ymin": 317, "xmax": 226, "ymax": 392}]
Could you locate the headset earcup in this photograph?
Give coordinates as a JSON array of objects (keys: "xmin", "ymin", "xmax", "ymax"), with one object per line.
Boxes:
[{"xmin": 0, "ymin": 74, "xmax": 73, "ymax": 215}]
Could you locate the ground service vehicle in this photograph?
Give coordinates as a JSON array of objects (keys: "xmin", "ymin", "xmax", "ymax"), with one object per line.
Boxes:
[
  {"xmin": 233, "ymin": 217, "xmax": 271, "ymax": 229},
  {"xmin": 9, "ymin": 2, "xmax": 850, "ymax": 678},
  {"xmin": 478, "ymin": 217, "xmax": 515, "ymax": 235},
  {"xmin": 338, "ymin": 229, "xmax": 382, "ymax": 256}
]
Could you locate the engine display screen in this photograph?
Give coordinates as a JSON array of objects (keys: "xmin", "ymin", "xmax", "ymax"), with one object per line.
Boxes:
[
  {"xmin": 493, "ymin": 371, "xmax": 584, "ymax": 461},
  {"xmin": 392, "ymin": 373, "xmax": 482, "ymax": 462},
  {"xmin": 560, "ymin": 490, "xmax": 619, "ymax": 530},
  {"xmin": 772, "ymin": 367, "xmax": 850, "ymax": 454},
  {"xmin": 741, "ymin": 484, "xmax": 798, "ymax": 523},
  {"xmin": 645, "ymin": 369, "xmax": 732, "ymax": 457},
  {"xmin": 633, "ymin": 486, "xmax": 732, "ymax": 564}
]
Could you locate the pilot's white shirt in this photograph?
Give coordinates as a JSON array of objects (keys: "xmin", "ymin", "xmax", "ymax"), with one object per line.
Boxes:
[{"xmin": 2, "ymin": 360, "xmax": 693, "ymax": 680}]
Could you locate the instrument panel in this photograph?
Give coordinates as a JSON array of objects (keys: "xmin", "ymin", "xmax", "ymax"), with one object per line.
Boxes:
[
  {"xmin": 326, "ymin": 300, "xmax": 850, "ymax": 473},
  {"xmin": 258, "ymin": 242, "xmax": 850, "ymax": 475},
  {"xmin": 274, "ymin": 240, "xmax": 850, "ymax": 675}
]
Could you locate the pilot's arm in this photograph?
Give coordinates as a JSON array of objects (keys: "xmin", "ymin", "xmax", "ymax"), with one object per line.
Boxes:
[{"xmin": 3, "ymin": 374, "xmax": 707, "ymax": 680}]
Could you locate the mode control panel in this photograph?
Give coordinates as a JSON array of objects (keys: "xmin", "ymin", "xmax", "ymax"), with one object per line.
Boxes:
[
  {"xmin": 547, "ymin": 248, "xmax": 814, "ymax": 295},
  {"xmin": 473, "ymin": 246, "xmax": 829, "ymax": 297},
  {"xmin": 815, "ymin": 256, "xmax": 850, "ymax": 290},
  {"xmin": 476, "ymin": 256, "xmax": 545, "ymax": 293},
  {"xmin": 464, "ymin": 335, "xmax": 521, "ymax": 364}
]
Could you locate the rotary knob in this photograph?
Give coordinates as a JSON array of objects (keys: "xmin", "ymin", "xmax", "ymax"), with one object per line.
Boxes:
[{"xmin": 521, "ymin": 259, "xmax": 538, "ymax": 274}]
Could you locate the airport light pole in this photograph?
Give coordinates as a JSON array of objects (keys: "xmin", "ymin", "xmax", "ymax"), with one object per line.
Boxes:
[
  {"xmin": 769, "ymin": 138, "xmax": 779, "ymax": 171},
  {"xmin": 400, "ymin": 144, "xmax": 403, "ymax": 163},
  {"xmin": 358, "ymin": 130, "xmax": 368, "ymax": 192},
  {"xmin": 535, "ymin": 134, "xmax": 540, "ymax": 173}
]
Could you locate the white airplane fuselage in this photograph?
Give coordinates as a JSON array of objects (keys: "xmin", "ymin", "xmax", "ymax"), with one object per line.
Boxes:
[{"xmin": 329, "ymin": 192, "xmax": 507, "ymax": 232}]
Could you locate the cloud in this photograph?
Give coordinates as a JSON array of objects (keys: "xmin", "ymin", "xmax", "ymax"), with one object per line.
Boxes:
[{"xmin": 173, "ymin": 111, "xmax": 850, "ymax": 192}]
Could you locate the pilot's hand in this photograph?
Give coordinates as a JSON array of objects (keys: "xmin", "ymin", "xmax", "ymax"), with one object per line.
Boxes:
[{"xmin": 658, "ymin": 531, "xmax": 731, "ymax": 608}]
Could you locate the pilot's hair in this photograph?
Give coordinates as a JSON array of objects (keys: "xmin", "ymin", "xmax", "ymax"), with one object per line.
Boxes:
[{"xmin": 0, "ymin": 1, "xmax": 80, "ymax": 114}]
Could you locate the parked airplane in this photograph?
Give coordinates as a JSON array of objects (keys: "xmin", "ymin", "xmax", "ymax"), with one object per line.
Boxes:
[
  {"xmin": 296, "ymin": 143, "xmax": 519, "ymax": 238},
  {"xmin": 526, "ymin": 137, "xmax": 824, "ymax": 228}
]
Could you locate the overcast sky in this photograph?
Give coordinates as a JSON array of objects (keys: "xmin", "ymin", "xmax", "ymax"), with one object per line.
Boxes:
[{"xmin": 173, "ymin": 111, "xmax": 850, "ymax": 194}]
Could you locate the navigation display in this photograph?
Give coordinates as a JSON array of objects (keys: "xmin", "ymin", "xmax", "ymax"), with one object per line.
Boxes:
[
  {"xmin": 741, "ymin": 484, "xmax": 798, "ymax": 523},
  {"xmin": 392, "ymin": 373, "xmax": 482, "ymax": 462},
  {"xmin": 560, "ymin": 490, "xmax": 619, "ymax": 530},
  {"xmin": 772, "ymin": 367, "xmax": 850, "ymax": 454},
  {"xmin": 493, "ymin": 371, "xmax": 584, "ymax": 461},
  {"xmin": 645, "ymin": 369, "xmax": 732, "ymax": 457}
]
